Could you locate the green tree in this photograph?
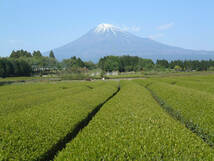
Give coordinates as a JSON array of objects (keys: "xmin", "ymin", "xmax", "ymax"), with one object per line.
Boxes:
[
  {"xmin": 98, "ymin": 56, "xmax": 120, "ymax": 72},
  {"xmin": 84, "ymin": 61, "xmax": 96, "ymax": 70},
  {"xmin": 4, "ymin": 59, "xmax": 14, "ymax": 76},
  {"xmin": 10, "ymin": 50, "xmax": 32, "ymax": 58},
  {"xmin": 174, "ymin": 65, "xmax": 182, "ymax": 71},
  {"xmin": 0, "ymin": 59, "xmax": 6, "ymax": 77},
  {"xmin": 62, "ymin": 57, "xmax": 85, "ymax": 72},
  {"xmin": 99, "ymin": 55, "xmax": 154, "ymax": 72},
  {"xmin": 156, "ymin": 59, "xmax": 169, "ymax": 68},
  {"xmin": 0, "ymin": 58, "xmax": 32, "ymax": 77},
  {"xmin": 32, "ymin": 50, "xmax": 42, "ymax": 57},
  {"xmin": 49, "ymin": 50, "xmax": 55, "ymax": 59}
]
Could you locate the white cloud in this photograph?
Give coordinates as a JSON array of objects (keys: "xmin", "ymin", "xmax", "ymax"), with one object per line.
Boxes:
[
  {"xmin": 157, "ymin": 22, "xmax": 174, "ymax": 30},
  {"xmin": 148, "ymin": 33, "xmax": 164, "ymax": 40}
]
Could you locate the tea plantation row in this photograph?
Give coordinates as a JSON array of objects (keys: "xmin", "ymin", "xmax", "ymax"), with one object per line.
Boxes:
[
  {"xmin": 0, "ymin": 81, "xmax": 118, "ymax": 160},
  {"xmin": 1, "ymin": 76, "xmax": 214, "ymax": 160},
  {"xmin": 55, "ymin": 81, "xmax": 214, "ymax": 160},
  {"xmin": 141, "ymin": 78, "xmax": 214, "ymax": 147}
]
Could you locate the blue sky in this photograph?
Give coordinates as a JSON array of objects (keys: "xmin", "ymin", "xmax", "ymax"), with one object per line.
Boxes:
[{"xmin": 1, "ymin": 0, "xmax": 214, "ymax": 57}]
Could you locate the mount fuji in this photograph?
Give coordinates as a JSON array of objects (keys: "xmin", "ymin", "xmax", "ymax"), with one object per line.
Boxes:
[{"xmin": 48, "ymin": 24, "xmax": 214, "ymax": 61}]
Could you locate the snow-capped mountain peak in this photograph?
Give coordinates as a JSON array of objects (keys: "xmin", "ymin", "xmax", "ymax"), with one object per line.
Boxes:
[
  {"xmin": 48, "ymin": 23, "xmax": 214, "ymax": 62},
  {"xmin": 94, "ymin": 23, "xmax": 121, "ymax": 33}
]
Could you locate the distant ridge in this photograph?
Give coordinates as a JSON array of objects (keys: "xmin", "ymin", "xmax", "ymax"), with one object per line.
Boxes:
[{"xmin": 46, "ymin": 23, "xmax": 214, "ymax": 61}]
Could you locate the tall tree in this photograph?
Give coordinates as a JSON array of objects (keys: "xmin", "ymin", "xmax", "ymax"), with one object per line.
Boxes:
[
  {"xmin": 32, "ymin": 50, "xmax": 42, "ymax": 57},
  {"xmin": 49, "ymin": 50, "xmax": 55, "ymax": 59},
  {"xmin": 10, "ymin": 50, "xmax": 31, "ymax": 58},
  {"xmin": 0, "ymin": 59, "xmax": 6, "ymax": 77},
  {"xmin": 98, "ymin": 55, "xmax": 154, "ymax": 72},
  {"xmin": 0, "ymin": 58, "xmax": 32, "ymax": 77},
  {"xmin": 156, "ymin": 59, "xmax": 169, "ymax": 68}
]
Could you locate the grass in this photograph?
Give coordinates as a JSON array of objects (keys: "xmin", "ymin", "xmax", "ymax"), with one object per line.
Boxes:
[
  {"xmin": 0, "ymin": 76, "xmax": 41, "ymax": 82},
  {"xmin": 105, "ymin": 74, "xmax": 144, "ymax": 79}
]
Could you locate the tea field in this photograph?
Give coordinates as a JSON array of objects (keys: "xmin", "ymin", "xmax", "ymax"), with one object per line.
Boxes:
[{"xmin": 1, "ymin": 75, "xmax": 214, "ymax": 160}]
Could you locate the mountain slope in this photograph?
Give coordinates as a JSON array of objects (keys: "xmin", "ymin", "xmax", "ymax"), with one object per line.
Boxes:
[{"xmin": 48, "ymin": 24, "xmax": 214, "ymax": 61}]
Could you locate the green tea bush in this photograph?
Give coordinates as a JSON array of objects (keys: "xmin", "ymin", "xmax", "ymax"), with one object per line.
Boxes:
[
  {"xmin": 0, "ymin": 82, "xmax": 91, "ymax": 115},
  {"xmin": 55, "ymin": 81, "xmax": 214, "ymax": 160},
  {"xmin": 0, "ymin": 81, "xmax": 118, "ymax": 160},
  {"xmin": 146, "ymin": 81, "xmax": 214, "ymax": 146}
]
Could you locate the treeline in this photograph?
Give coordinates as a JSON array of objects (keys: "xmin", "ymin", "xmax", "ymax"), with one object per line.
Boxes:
[
  {"xmin": 0, "ymin": 49, "xmax": 58, "ymax": 77},
  {"xmin": 156, "ymin": 59, "xmax": 214, "ymax": 71},
  {"xmin": 9, "ymin": 50, "xmax": 96, "ymax": 72},
  {"xmin": 0, "ymin": 58, "xmax": 32, "ymax": 77},
  {"xmin": 98, "ymin": 56, "xmax": 154, "ymax": 72},
  {"xmin": 10, "ymin": 50, "xmax": 58, "ymax": 71},
  {"xmin": 10, "ymin": 49, "xmax": 55, "ymax": 58},
  {"xmin": 98, "ymin": 56, "xmax": 214, "ymax": 72},
  {"xmin": 2, "ymin": 49, "xmax": 214, "ymax": 78},
  {"xmin": 0, "ymin": 50, "xmax": 97, "ymax": 78},
  {"xmin": 62, "ymin": 56, "xmax": 96, "ymax": 72}
]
